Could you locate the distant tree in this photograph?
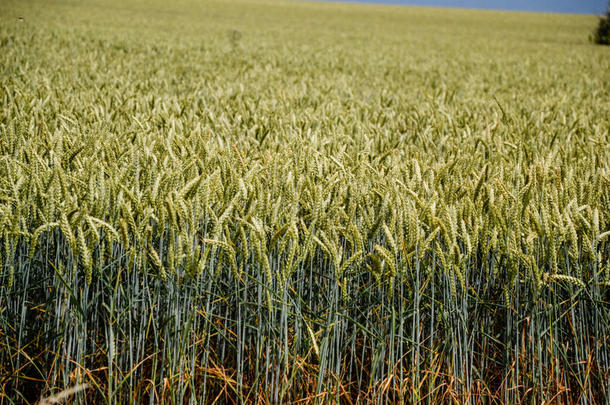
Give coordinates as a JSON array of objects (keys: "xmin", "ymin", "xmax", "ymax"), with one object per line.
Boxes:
[{"xmin": 592, "ymin": 4, "xmax": 610, "ymax": 45}]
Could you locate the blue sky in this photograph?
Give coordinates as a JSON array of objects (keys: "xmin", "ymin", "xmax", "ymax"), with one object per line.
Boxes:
[{"xmin": 328, "ymin": 0, "xmax": 608, "ymax": 14}]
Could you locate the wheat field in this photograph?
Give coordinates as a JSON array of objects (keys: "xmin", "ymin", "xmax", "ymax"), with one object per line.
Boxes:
[{"xmin": 0, "ymin": 0, "xmax": 609, "ymax": 403}]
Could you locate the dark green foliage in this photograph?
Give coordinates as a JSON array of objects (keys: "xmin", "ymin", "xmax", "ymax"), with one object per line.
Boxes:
[{"xmin": 592, "ymin": 6, "xmax": 610, "ymax": 44}]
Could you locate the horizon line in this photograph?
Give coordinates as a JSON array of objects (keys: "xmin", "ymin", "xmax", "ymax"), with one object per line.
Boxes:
[{"xmin": 309, "ymin": 0, "xmax": 607, "ymax": 16}]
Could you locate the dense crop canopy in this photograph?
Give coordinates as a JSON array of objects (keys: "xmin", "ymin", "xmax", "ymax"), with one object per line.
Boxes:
[{"xmin": 1, "ymin": 0, "xmax": 609, "ymax": 403}]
